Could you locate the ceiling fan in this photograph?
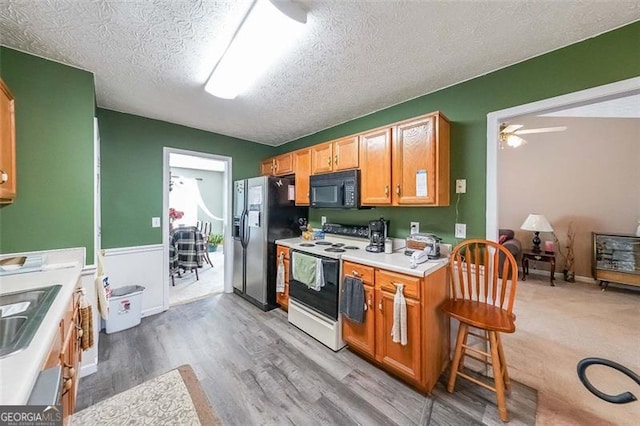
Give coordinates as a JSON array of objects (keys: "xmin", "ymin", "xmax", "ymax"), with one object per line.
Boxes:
[{"xmin": 499, "ymin": 123, "xmax": 567, "ymax": 149}]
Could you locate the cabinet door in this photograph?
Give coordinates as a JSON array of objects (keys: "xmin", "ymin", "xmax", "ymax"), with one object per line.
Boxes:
[
  {"xmin": 375, "ymin": 289, "xmax": 422, "ymax": 383},
  {"xmin": 311, "ymin": 142, "xmax": 333, "ymax": 174},
  {"xmin": 293, "ymin": 149, "xmax": 311, "ymax": 205},
  {"xmin": 359, "ymin": 128, "xmax": 392, "ymax": 205},
  {"xmin": 277, "ymin": 259, "xmax": 290, "ymax": 311},
  {"xmin": 261, "ymin": 158, "xmax": 274, "ymax": 176},
  {"xmin": 334, "ymin": 136, "xmax": 359, "ymax": 171},
  {"xmin": 274, "ymin": 153, "xmax": 293, "ymax": 176},
  {"xmin": 393, "ymin": 116, "xmax": 436, "ymax": 204},
  {"xmin": 0, "ymin": 79, "xmax": 16, "ymax": 203},
  {"xmin": 342, "ymin": 284, "xmax": 375, "ymax": 357}
]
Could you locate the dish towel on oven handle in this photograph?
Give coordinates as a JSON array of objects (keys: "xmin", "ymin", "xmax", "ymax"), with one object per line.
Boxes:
[
  {"xmin": 276, "ymin": 252, "xmax": 285, "ymax": 293},
  {"xmin": 391, "ymin": 284, "xmax": 407, "ymax": 346},
  {"xmin": 292, "ymin": 251, "xmax": 325, "ymax": 291}
]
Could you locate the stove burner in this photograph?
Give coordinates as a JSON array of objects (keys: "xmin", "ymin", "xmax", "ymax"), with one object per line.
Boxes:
[
  {"xmin": 331, "ymin": 243, "xmax": 345, "ymax": 247},
  {"xmin": 315, "ymin": 241, "xmax": 333, "ymax": 246},
  {"xmin": 325, "ymin": 248, "xmax": 346, "ymax": 253},
  {"xmin": 299, "ymin": 243, "xmax": 315, "ymax": 247},
  {"xmin": 343, "ymin": 246, "xmax": 360, "ymax": 250}
]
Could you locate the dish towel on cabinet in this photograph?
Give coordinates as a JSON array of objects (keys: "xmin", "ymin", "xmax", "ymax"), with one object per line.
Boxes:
[
  {"xmin": 391, "ymin": 284, "xmax": 407, "ymax": 346},
  {"xmin": 276, "ymin": 252, "xmax": 285, "ymax": 293},
  {"xmin": 339, "ymin": 276, "xmax": 366, "ymax": 323}
]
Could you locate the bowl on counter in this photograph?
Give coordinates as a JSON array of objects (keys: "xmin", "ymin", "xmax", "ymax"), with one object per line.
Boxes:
[{"xmin": 0, "ymin": 256, "xmax": 27, "ymax": 271}]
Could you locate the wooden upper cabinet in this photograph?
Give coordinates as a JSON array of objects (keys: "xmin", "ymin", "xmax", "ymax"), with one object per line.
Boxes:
[
  {"xmin": 360, "ymin": 128, "xmax": 392, "ymax": 205},
  {"xmin": 392, "ymin": 113, "xmax": 450, "ymax": 206},
  {"xmin": 333, "ymin": 135, "xmax": 359, "ymax": 171},
  {"xmin": 261, "ymin": 153, "xmax": 294, "ymax": 176},
  {"xmin": 261, "ymin": 158, "xmax": 274, "ymax": 176},
  {"xmin": 0, "ymin": 78, "xmax": 17, "ymax": 204},
  {"xmin": 311, "ymin": 135, "xmax": 359, "ymax": 175},
  {"xmin": 293, "ymin": 149, "xmax": 311, "ymax": 205},
  {"xmin": 274, "ymin": 152, "xmax": 293, "ymax": 176},
  {"xmin": 311, "ymin": 142, "xmax": 333, "ymax": 174}
]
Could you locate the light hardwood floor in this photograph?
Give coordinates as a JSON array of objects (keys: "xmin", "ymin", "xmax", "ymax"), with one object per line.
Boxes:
[{"xmin": 77, "ymin": 292, "xmax": 537, "ymax": 425}]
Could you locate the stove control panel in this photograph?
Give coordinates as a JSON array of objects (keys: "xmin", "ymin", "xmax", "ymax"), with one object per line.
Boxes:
[{"xmin": 322, "ymin": 223, "xmax": 369, "ymax": 238}]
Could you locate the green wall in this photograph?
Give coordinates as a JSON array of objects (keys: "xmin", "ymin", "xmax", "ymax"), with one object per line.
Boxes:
[
  {"xmin": 98, "ymin": 109, "xmax": 272, "ymax": 248},
  {"xmin": 277, "ymin": 22, "xmax": 640, "ymax": 243},
  {"xmin": 0, "ymin": 48, "xmax": 95, "ymax": 258}
]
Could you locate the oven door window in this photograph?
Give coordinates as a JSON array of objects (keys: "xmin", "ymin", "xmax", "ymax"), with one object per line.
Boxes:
[{"xmin": 312, "ymin": 185, "xmax": 339, "ymax": 205}]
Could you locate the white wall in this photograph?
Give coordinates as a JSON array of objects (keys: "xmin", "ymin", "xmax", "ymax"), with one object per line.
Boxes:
[
  {"xmin": 498, "ymin": 116, "xmax": 640, "ymax": 278},
  {"xmin": 170, "ymin": 167, "xmax": 225, "ymax": 235}
]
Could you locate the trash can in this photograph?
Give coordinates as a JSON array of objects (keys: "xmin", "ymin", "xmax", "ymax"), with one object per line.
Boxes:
[{"xmin": 105, "ymin": 285, "xmax": 145, "ymax": 334}]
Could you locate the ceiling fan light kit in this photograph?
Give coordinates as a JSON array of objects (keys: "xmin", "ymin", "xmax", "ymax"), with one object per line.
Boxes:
[
  {"xmin": 204, "ymin": 0, "xmax": 307, "ymax": 99},
  {"xmin": 499, "ymin": 122, "xmax": 567, "ymax": 149}
]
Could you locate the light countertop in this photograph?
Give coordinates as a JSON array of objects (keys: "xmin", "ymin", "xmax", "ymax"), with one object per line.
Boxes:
[
  {"xmin": 275, "ymin": 237, "xmax": 448, "ymax": 277},
  {"xmin": 0, "ymin": 262, "xmax": 82, "ymax": 405}
]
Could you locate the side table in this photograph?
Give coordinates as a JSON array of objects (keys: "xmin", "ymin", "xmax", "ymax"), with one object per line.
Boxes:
[{"xmin": 521, "ymin": 250, "xmax": 556, "ymax": 286}]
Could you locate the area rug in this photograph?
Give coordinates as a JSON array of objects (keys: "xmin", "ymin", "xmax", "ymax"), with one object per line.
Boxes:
[{"xmin": 73, "ymin": 365, "xmax": 221, "ymax": 425}]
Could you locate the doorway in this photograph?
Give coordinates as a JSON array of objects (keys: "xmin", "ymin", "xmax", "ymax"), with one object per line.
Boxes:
[{"xmin": 162, "ymin": 148, "xmax": 233, "ymax": 309}]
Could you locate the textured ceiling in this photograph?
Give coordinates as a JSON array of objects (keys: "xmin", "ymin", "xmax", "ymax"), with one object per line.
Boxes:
[{"xmin": 1, "ymin": 1, "xmax": 638, "ymax": 146}]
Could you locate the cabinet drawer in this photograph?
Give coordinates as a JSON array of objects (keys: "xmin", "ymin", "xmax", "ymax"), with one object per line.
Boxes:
[
  {"xmin": 375, "ymin": 269, "xmax": 421, "ymax": 300},
  {"xmin": 343, "ymin": 261, "xmax": 374, "ymax": 285},
  {"xmin": 277, "ymin": 245, "xmax": 290, "ymax": 260}
]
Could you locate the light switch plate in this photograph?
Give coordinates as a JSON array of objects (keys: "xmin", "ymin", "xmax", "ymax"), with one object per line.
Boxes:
[
  {"xmin": 152, "ymin": 217, "xmax": 161, "ymax": 228},
  {"xmin": 456, "ymin": 179, "xmax": 466, "ymax": 194},
  {"xmin": 455, "ymin": 223, "xmax": 466, "ymax": 239},
  {"xmin": 321, "ymin": 216, "xmax": 327, "ymax": 225}
]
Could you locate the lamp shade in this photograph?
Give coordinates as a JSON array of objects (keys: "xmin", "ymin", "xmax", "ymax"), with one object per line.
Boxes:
[{"xmin": 520, "ymin": 214, "xmax": 554, "ymax": 232}]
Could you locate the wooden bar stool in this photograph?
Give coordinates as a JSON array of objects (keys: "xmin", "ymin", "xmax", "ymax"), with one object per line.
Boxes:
[{"xmin": 441, "ymin": 239, "xmax": 518, "ymax": 422}]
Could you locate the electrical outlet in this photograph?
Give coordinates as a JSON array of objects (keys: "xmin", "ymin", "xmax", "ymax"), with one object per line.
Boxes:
[
  {"xmin": 152, "ymin": 217, "xmax": 161, "ymax": 228},
  {"xmin": 456, "ymin": 179, "xmax": 466, "ymax": 194},
  {"xmin": 321, "ymin": 216, "xmax": 327, "ymax": 225},
  {"xmin": 455, "ymin": 223, "xmax": 466, "ymax": 239},
  {"xmin": 410, "ymin": 222, "xmax": 419, "ymax": 234}
]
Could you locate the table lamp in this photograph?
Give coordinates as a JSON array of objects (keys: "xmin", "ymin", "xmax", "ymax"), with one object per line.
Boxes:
[{"xmin": 520, "ymin": 214, "xmax": 554, "ymax": 253}]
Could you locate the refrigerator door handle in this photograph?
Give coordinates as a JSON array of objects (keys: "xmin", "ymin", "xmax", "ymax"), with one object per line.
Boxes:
[{"xmin": 242, "ymin": 209, "xmax": 250, "ymax": 248}]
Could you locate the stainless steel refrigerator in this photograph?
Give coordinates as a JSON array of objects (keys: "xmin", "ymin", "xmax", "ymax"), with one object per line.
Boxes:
[{"xmin": 233, "ymin": 175, "xmax": 308, "ymax": 311}]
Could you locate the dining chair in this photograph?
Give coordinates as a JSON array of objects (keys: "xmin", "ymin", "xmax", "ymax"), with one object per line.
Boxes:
[{"xmin": 441, "ymin": 239, "xmax": 518, "ymax": 422}]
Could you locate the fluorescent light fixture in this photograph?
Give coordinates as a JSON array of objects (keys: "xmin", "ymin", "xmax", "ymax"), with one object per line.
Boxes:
[{"xmin": 205, "ymin": 0, "xmax": 307, "ymax": 99}]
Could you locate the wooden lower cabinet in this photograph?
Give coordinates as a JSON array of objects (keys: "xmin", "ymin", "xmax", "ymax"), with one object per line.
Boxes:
[
  {"xmin": 375, "ymin": 289, "xmax": 422, "ymax": 383},
  {"xmin": 276, "ymin": 245, "xmax": 291, "ymax": 311},
  {"xmin": 341, "ymin": 262, "xmax": 449, "ymax": 393},
  {"xmin": 42, "ymin": 288, "xmax": 81, "ymax": 424}
]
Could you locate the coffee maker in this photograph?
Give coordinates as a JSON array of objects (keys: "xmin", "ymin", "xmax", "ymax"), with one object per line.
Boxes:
[{"xmin": 366, "ymin": 218, "xmax": 389, "ymax": 253}]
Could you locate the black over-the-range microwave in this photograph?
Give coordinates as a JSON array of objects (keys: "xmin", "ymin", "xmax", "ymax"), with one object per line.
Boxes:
[{"xmin": 309, "ymin": 169, "xmax": 361, "ymax": 209}]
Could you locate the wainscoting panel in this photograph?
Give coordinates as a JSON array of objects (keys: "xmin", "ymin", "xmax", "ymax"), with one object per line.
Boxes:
[{"xmin": 103, "ymin": 244, "xmax": 165, "ymax": 317}]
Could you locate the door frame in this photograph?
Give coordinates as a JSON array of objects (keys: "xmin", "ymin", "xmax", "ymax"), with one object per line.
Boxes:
[
  {"xmin": 486, "ymin": 76, "xmax": 640, "ymax": 240},
  {"xmin": 162, "ymin": 147, "xmax": 233, "ymax": 311}
]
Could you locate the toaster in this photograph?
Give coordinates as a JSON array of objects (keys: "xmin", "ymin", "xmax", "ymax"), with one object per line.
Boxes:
[{"xmin": 405, "ymin": 233, "xmax": 442, "ymax": 259}]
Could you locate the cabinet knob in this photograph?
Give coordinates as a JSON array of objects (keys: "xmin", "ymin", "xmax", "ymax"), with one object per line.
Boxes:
[
  {"xmin": 327, "ymin": 157, "xmax": 332, "ymax": 166},
  {"xmin": 367, "ymin": 297, "xmax": 372, "ymax": 308},
  {"xmin": 351, "ymin": 270, "xmax": 360, "ymax": 277},
  {"xmin": 378, "ymin": 301, "xmax": 383, "ymax": 311},
  {"xmin": 396, "ymin": 185, "xmax": 401, "ymax": 195},
  {"xmin": 334, "ymin": 155, "xmax": 338, "ymax": 165},
  {"xmin": 0, "ymin": 170, "xmax": 7, "ymax": 184},
  {"xmin": 384, "ymin": 185, "xmax": 389, "ymax": 196}
]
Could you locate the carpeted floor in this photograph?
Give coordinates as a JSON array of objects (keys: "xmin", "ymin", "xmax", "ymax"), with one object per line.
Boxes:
[
  {"xmin": 503, "ymin": 273, "xmax": 640, "ymax": 425},
  {"xmin": 169, "ymin": 250, "xmax": 224, "ymax": 306}
]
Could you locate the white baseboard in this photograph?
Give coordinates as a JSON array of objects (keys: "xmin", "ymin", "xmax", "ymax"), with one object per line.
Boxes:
[{"xmin": 80, "ymin": 361, "xmax": 98, "ymax": 378}]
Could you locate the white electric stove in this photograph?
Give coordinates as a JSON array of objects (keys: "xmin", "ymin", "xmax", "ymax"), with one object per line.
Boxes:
[{"xmin": 282, "ymin": 223, "xmax": 371, "ymax": 351}]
